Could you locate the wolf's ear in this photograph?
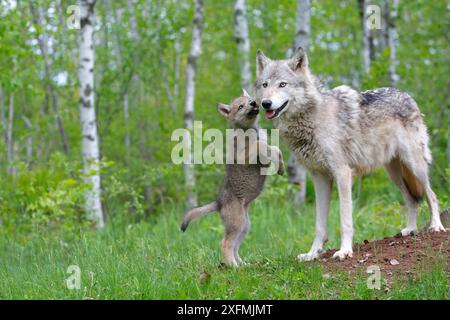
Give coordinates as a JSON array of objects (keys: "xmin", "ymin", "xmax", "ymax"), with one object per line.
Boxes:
[
  {"xmin": 217, "ymin": 103, "xmax": 230, "ymax": 117},
  {"xmin": 242, "ymin": 88, "xmax": 251, "ymax": 98},
  {"xmin": 288, "ymin": 47, "xmax": 309, "ymax": 73},
  {"xmin": 256, "ymin": 50, "xmax": 271, "ymax": 77}
]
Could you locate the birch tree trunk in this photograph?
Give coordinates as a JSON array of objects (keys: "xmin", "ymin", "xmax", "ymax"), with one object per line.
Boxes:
[
  {"xmin": 358, "ymin": 0, "xmax": 374, "ymax": 73},
  {"xmin": 288, "ymin": 0, "xmax": 311, "ymax": 204},
  {"xmin": 184, "ymin": 0, "xmax": 204, "ymax": 209},
  {"xmin": 234, "ymin": 0, "xmax": 252, "ymax": 93},
  {"xmin": 79, "ymin": 0, "xmax": 104, "ymax": 228},
  {"xmin": 386, "ymin": 0, "xmax": 399, "ymax": 86}
]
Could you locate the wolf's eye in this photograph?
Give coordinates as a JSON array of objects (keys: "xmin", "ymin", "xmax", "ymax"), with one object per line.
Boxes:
[
  {"xmin": 279, "ymin": 82, "xmax": 287, "ymax": 88},
  {"xmin": 238, "ymin": 105, "xmax": 244, "ymax": 110},
  {"xmin": 262, "ymin": 82, "xmax": 268, "ymax": 88}
]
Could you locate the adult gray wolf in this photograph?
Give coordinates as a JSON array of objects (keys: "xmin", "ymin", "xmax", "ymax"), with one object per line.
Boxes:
[
  {"xmin": 254, "ymin": 47, "xmax": 446, "ymax": 261},
  {"xmin": 180, "ymin": 90, "xmax": 285, "ymax": 266}
]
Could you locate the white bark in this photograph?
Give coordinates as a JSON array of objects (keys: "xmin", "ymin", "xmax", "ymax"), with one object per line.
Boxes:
[
  {"xmin": 184, "ymin": 0, "xmax": 204, "ymax": 209},
  {"xmin": 234, "ymin": 0, "xmax": 252, "ymax": 93},
  {"xmin": 387, "ymin": 0, "xmax": 399, "ymax": 86},
  {"xmin": 360, "ymin": 0, "xmax": 371, "ymax": 73},
  {"xmin": 293, "ymin": 0, "xmax": 311, "ymax": 50},
  {"xmin": 288, "ymin": 0, "xmax": 311, "ymax": 204},
  {"xmin": 79, "ymin": 0, "xmax": 104, "ymax": 228}
]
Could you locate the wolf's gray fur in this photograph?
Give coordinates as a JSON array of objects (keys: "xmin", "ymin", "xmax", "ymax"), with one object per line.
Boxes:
[
  {"xmin": 254, "ymin": 47, "xmax": 446, "ymax": 261},
  {"xmin": 181, "ymin": 91, "xmax": 285, "ymax": 266}
]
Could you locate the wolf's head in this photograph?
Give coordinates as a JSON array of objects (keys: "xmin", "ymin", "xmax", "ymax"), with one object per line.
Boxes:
[
  {"xmin": 254, "ymin": 47, "xmax": 321, "ymax": 120},
  {"xmin": 217, "ymin": 89, "xmax": 260, "ymax": 129}
]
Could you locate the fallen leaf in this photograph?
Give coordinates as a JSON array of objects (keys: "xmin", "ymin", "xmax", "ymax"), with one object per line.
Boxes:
[{"xmin": 389, "ymin": 259, "xmax": 399, "ymax": 265}]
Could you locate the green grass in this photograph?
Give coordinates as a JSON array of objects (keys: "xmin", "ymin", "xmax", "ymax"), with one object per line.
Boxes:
[{"xmin": 0, "ymin": 188, "xmax": 448, "ymax": 299}]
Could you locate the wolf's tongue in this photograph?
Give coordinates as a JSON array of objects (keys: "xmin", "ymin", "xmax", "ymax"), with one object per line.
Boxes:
[{"xmin": 265, "ymin": 110, "xmax": 275, "ymax": 119}]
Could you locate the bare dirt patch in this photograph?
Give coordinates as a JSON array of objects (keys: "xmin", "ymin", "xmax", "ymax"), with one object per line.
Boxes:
[{"xmin": 319, "ymin": 231, "xmax": 449, "ymax": 282}]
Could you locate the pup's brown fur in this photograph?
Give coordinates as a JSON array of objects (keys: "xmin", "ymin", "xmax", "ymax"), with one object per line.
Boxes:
[{"xmin": 180, "ymin": 91, "xmax": 284, "ymax": 266}]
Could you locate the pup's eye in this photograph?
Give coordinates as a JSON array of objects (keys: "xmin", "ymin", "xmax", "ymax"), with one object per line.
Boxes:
[
  {"xmin": 238, "ymin": 105, "xmax": 244, "ymax": 110},
  {"xmin": 262, "ymin": 82, "xmax": 268, "ymax": 88},
  {"xmin": 279, "ymin": 82, "xmax": 287, "ymax": 88}
]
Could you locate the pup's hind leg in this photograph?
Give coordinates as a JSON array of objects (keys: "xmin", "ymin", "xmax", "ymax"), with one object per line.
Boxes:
[
  {"xmin": 220, "ymin": 201, "xmax": 247, "ymax": 267},
  {"xmin": 233, "ymin": 209, "xmax": 250, "ymax": 265},
  {"xmin": 385, "ymin": 158, "xmax": 419, "ymax": 236}
]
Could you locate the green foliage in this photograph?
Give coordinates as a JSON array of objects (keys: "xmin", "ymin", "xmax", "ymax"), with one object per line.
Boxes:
[{"xmin": 0, "ymin": 153, "xmax": 88, "ymax": 238}]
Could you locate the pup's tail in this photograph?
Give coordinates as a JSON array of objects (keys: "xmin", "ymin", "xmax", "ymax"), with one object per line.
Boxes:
[{"xmin": 180, "ymin": 201, "xmax": 218, "ymax": 232}]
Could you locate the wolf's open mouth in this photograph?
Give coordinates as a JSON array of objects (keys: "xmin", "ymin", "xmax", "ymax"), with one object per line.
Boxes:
[{"xmin": 265, "ymin": 100, "xmax": 289, "ymax": 120}]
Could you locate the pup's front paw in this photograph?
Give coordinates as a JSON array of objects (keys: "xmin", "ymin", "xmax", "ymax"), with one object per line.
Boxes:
[
  {"xmin": 332, "ymin": 248, "xmax": 353, "ymax": 261},
  {"xmin": 297, "ymin": 251, "xmax": 320, "ymax": 262}
]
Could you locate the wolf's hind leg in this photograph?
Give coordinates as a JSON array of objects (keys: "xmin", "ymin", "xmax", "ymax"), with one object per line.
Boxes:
[
  {"xmin": 400, "ymin": 155, "xmax": 445, "ymax": 233},
  {"xmin": 220, "ymin": 201, "xmax": 247, "ymax": 267},
  {"xmin": 385, "ymin": 158, "xmax": 419, "ymax": 236}
]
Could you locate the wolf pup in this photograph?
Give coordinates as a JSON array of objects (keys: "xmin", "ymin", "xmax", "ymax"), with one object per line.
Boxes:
[
  {"xmin": 180, "ymin": 90, "xmax": 285, "ymax": 266},
  {"xmin": 254, "ymin": 47, "xmax": 446, "ymax": 261}
]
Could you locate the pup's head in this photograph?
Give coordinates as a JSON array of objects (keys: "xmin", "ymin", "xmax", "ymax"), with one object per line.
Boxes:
[
  {"xmin": 217, "ymin": 89, "xmax": 260, "ymax": 129},
  {"xmin": 254, "ymin": 47, "xmax": 319, "ymax": 120}
]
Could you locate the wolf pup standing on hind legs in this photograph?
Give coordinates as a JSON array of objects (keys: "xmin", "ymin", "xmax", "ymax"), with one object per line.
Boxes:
[
  {"xmin": 254, "ymin": 47, "xmax": 446, "ymax": 261},
  {"xmin": 181, "ymin": 90, "xmax": 285, "ymax": 266}
]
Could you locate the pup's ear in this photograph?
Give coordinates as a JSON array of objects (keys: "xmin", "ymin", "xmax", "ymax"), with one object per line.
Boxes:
[
  {"xmin": 288, "ymin": 47, "xmax": 309, "ymax": 73},
  {"xmin": 217, "ymin": 103, "xmax": 230, "ymax": 117},
  {"xmin": 256, "ymin": 50, "xmax": 271, "ymax": 77},
  {"xmin": 242, "ymin": 88, "xmax": 251, "ymax": 98}
]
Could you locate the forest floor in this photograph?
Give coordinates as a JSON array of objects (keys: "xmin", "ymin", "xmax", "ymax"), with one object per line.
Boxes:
[
  {"xmin": 320, "ymin": 231, "xmax": 449, "ymax": 284},
  {"xmin": 1, "ymin": 196, "xmax": 449, "ymax": 299}
]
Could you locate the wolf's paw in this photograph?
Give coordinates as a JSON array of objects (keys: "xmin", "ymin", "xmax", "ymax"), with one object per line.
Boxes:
[
  {"xmin": 429, "ymin": 223, "xmax": 446, "ymax": 233},
  {"xmin": 332, "ymin": 248, "xmax": 353, "ymax": 261},
  {"xmin": 401, "ymin": 227, "xmax": 418, "ymax": 236},
  {"xmin": 297, "ymin": 251, "xmax": 320, "ymax": 262}
]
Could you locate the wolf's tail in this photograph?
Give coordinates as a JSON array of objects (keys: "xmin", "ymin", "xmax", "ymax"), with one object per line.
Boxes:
[{"xmin": 180, "ymin": 201, "xmax": 219, "ymax": 232}]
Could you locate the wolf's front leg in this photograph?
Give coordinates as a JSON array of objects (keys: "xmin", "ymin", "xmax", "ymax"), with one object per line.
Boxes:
[
  {"xmin": 332, "ymin": 166, "xmax": 354, "ymax": 261},
  {"xmin": 298, "ymin": 172, "xmax": 332, "ymax": 262}
]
